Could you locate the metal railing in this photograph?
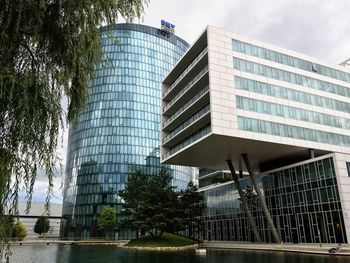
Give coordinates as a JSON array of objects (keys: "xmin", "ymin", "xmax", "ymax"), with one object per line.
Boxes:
[
  {"xmin": 162, "ymin": 124, "xmax": 211, "ymax": 159},
  {"xmin": 163, "ymin": 47, "xmax": 208, "ymax": 98},
  {"xmin": 163, "ymin": 85, "xmax": 209, "ymax": 128},
  {"xmin": 163, "ymin": 104, "xmax": 210, "ymax": 144},
  {"xmin": 163, "ymin": 65, "xmax": 209, "ymax": 112}
]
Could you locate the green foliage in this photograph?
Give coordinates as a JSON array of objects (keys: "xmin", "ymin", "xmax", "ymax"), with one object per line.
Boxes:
[
  {"xmin": 240, "ymin": 185, "xmax": 259, "ymax": 211},
  {"xmin": 211, "ymin": 175, "xmax": 232, "ymax": 184},
  {"xmin": 119, "ymin": 170, "xmax": 206, "ymax": 240},
  {"xmin": 119, "ymin": 169, "xmax": 183, "ymax": 239},
  {"xmin": 12, "ymin": 221, "xmax": 27, "ymax": 241},
  {"xmin": 98, "ymin": 207, "xmax": 117, "ymax": 239},
  {"xmin": 117, "ymin": 170, "xmax": 148, "ymax": 224},
  {"xmin": 34, "ymin": 216, "xmax": 50, "ymax": 236},
  {"xmin": 126, "ymin": 232, "xmax": 196, "ymax": 247},
  {"xmin": 179, "ymin": 182, "xmax": 205, "ymax": 239},
  {"xmin": 0, "ymin": 216, "xmax": 14, "ymax": 243},
  {"xmin": 0, "ymin": 0, "xmax": 149, "ymax": 247}
]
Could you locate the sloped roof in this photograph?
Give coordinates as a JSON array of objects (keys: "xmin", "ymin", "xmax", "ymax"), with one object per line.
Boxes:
[{"xmin": 17, "ymin": 203, "xmax": 62, "ymax": 217}]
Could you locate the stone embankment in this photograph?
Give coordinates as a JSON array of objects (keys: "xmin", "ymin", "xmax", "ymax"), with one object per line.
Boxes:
[
  {"xmin": 202, "ymin": 241, "xmax": 350, "ymax": 256},
  {"xmin": 9, "ymin": 239, "xmax": 128, "ymax": 247}
]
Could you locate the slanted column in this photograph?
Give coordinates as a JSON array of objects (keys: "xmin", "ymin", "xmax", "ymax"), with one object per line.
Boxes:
[
  {"xmin": 241, "ymin": 154, "xmax": 281, "ymax": 243},
  {"xmin": 309, "ymin": 149, "xmax": 315, "ymax": 159},
  {"xmin": 238, "ymin": 157, "xmax": 243, "ymax": 179},
  {"xmin": 226, "ymin": 159, "xmax": 262, "ymax": 243}
]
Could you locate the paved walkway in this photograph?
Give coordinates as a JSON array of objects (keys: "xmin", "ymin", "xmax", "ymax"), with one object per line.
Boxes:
[{"xmin": 201, "ymin": 241, "xmax": 350, "ymax": 256}]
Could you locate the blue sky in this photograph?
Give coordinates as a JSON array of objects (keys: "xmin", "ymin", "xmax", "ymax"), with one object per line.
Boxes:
[{"xmin": 25, "ymin": 0, "xmax": 350, "ymax": 205}]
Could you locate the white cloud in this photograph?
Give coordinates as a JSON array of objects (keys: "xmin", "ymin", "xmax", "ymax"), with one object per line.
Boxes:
[
  {"xmin": 18, "ymin": 168, "xmax": 64, "ymax": 204},
  {"xmin": 143, "ymin": 0, "xmax": 350, "ymax": 63}
]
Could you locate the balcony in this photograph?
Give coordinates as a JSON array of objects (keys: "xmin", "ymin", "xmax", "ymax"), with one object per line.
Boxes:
[
  {"xmin": 163, "ymin": 85, "xmax": 209, "ymax": 130},
  {"xmin": 163, "ymin": 47, "xmax": 208, "ymax": 100},
  {"xmin": 162, "ymin": 124, "xmax": 212, "ymax": 160},
  {"xmin": 163, "ymin": 65, "xmax": 209, "ymax": 113},
  {"xmin": 163, "ymin": 104, "xmax": 210, "ymax": 146}
]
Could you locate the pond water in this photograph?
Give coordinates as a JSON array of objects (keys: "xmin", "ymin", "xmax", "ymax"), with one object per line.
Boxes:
[{"xmin": 8, "ymin": 244, "xmax": 349, "ymax": 263}]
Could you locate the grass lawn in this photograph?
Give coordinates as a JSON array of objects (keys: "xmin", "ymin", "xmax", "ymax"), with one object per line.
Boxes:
[{"xmin": 126, "ymin": 232, "xmax": 197, "ymax": 247}]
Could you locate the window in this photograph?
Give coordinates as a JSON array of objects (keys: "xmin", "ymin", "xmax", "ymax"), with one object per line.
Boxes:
[
  {"xmin": 237, "ymin": 116, "xmax": 350, "ymax": 147},
  {"xmin": 233, "ymin": 58, "xmax": 350, "ymax": 99},
  {"xmin": 232, "ymin": 38, "xmax": 350, "ymax": 83},
  {"xmin": 234, "ymin": 77, "xmax": 350, "ymax": 114},
  {"xmin": 346, "ymin": 162, "xmax": 350, "ymax": 177}
]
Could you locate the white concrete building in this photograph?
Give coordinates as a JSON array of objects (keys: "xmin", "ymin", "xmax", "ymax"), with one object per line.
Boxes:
[
  {"xmin": 161, "ymin": 26, "xmax": 350, "ymax": 244},
  {"xmin": 17, "ymin": 203, "xmax": 62, "ymax": 239}
]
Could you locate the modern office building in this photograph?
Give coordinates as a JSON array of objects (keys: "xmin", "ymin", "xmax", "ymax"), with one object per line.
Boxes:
[
  {"xmin": 197, "ymin": 168, "xmax": 232, "ymax": 188},
  {"xmin": 161, "ymin": 26, "xmax": 350, "ymax": 243},
  {"xmin": 62, "ymin": 23, "xmax": 192, "ymax": 240}
]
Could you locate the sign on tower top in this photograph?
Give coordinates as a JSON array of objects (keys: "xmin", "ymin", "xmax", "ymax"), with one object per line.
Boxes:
[{"xmin": 161, "ymin": 20, "xmax": 175, "ymax": 34}]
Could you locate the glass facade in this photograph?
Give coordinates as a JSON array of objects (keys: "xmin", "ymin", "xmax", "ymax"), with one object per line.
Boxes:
[
  {"xmin": 232, "ymin": 39, "xmax": 350, "ymax": 83},
  {"xmin": 198, "ymin": 169, "xmax": 232, "ymax": 188},
  {"xmin": 161, "ymin": 41, "xmax": 210, "ymax": 160},
  {"xmin": 163, "ymin": 104, "xmax": 210, "ymax": 143},
  {"xmin": 200, "ymin": 157, "xmax": 347, "ymax": 244},
  {"xmin": 164, "ymin": 47, "xmax": 208, "ymax": 98},
  {"xmin": 235, "ymin": 77, "xmax": 350, "ymax": 114},
  {"xmin": 233, "ymin": 58, "xmax": 350, "ymax": 98},
  {"xmin": 164, "ymin": 124, "xmax": 211, "ymax": 159},
  {"xmin": 62, "ymin": 24, "xmax": 192, "ymax": 239},
  {"xmin": 236, "ymin": 96, "xmax": 350, "ymax": 130},
  {"xmin": 233, "ymin": 38, "xmax": 350, "ymax": 149},
  {"xmin": 163, "ymin": 85, "xmax": 209, "ymax": 127},
  {"xmin": 237, "ymin": 116, "xmax": 350, "ymax": 147},
  {"xmin": 198, "ymin": 168, "xmax": 218, "ymax": 177}
]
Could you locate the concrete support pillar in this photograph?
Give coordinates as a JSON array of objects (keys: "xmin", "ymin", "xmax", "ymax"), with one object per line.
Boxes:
[
  {"xmin": 226, "ymin": 159, "xmax": 262, "ymax": 243},
  {"xmin": 241, "ymin": 154, "xmax": 281, "ymax": 244},
  {"xmin": 309, "ymin": 149, "xmax": 315, "ymax": 159}
]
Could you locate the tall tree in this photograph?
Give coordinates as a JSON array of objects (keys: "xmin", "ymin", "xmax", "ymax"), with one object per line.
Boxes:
[
  {"xmin": 0, "ymin": 0, "xmax": 149, "ymax": 253},
  {"xmin": 117, "ymin": 170, "xmax": 148, "ymax": 233},
  {"xmin": 180, "ymin": 182, "xmax": 205, "ymax": 239},
  {"xmin": 98, "ymin": 207, "xmax": 117, "ymax": 239},
  {"xmin": 34, "ymin": 216, "xmax": 50, "ymax": 236},
  {"xmin": 119, "ymin": 169, "xmax": 181, "ymax": 239}
]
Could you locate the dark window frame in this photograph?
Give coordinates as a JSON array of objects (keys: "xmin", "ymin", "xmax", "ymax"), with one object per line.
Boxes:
[{"xmin": 346, "ymin": 162, "xmax": 350, "ymax": 177}]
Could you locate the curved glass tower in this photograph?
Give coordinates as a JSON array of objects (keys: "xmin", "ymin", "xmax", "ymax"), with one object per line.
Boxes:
[{"xmin": 62, "ymin": 24, "xmax": 192, "ymax": 239}]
